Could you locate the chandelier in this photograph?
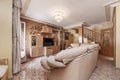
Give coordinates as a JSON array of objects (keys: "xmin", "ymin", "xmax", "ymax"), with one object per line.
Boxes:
[{"xmin": 54, "ymin": 11, "xmax": 64, "ymax": 23}]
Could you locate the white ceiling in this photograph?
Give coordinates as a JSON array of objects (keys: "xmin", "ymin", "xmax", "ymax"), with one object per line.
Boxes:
[{"xmin": 21, "ymin": 0, "xmax": 115, "ymax": 27}]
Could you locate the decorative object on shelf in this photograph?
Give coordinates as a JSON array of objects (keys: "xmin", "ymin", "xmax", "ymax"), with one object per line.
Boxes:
[
  {"xmin": 30, "ymin": 25, "xmax": 42, "ymax": 35},
  {"xmin": 54, "ymin": 11, "xmax": 64, "ymax": 23}
]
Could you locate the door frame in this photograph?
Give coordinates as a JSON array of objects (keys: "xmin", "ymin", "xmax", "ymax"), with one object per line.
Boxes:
[{"xmin": 20, "ymin": 22, "xmax": 26, "ymax": 55}]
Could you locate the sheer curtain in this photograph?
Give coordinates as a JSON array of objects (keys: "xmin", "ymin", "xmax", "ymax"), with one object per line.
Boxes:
[{"xmin": 12, "ymin": 0, "xmax": 22, "ymax": 74}]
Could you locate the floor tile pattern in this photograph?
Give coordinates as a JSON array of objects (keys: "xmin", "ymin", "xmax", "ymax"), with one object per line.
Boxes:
[{"xmin": 13, "ymin": 57, "xmax": 120, "ymax": 80}]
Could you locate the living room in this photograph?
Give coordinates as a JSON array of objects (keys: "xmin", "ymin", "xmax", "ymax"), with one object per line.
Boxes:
[{"xmin": 0, "ymin": 0, "xmax": 120, "ymax": 80}]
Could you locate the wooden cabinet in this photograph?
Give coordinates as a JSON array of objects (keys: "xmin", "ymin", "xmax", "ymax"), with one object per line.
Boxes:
[
  {"xmin": 30, "ymin": 35, "xmax": 60, "ymax": 57},
  {"xmin": 53, "ymin": 46, "xmax": 60, "ymax": 54},
  {"xmin": 31, "ymin": 35, "xmax": 43, "ymax": 47},
  {"xmin": 47, "ymin": 27, "xmax": 52, "ymax": 33},
  {"xmin": 41, "ymin": 26, "xmax": 52, "ymax": 33},
  {"xmin": 45, "ymin": 47, "xmax": 53, "ymax": 55},
  {"xmin": 30, "ymin": 35, "xmax": 44, "ymax": 57},
  {"xmin": 30, "ymin": 47, "xmax": 44, "ymax": 57},
  {"xmin": 44, "ymin": 46, "xmax": 60, "ymax": 56}
]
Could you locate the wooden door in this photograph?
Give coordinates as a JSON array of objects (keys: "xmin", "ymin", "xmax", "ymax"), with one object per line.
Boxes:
[{"xmin": 100, "ymin": 28, "xmax": 114, "ymax": 57}]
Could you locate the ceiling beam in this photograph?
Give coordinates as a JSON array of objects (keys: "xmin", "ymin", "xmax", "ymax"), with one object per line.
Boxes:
[{"xmin": 21, "ymin": 0, "xmax": 31, "ymax": 16}]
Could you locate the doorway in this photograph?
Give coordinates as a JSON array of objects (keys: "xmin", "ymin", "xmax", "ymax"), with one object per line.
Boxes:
[
  {"xmin": 20, "ymin": 22, "xmax": 26, "ymax": 62},
  {"xmin": 100, "ymin": 28, "xmax": 114, "ymax": 59}
]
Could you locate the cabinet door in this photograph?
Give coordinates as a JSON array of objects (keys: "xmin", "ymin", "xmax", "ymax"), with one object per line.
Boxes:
[
  {"xmin": 53, "ymin": 46, "xmax": 60, "ymax": 54},
  {"xmin": 47, "ymin": 48, "xmax": 53, "ymax": 55},
  {"xmin": 30, "ymin": 35, "xmax": 44, "ymax": 57},
  {"xmin": 49, "ymin": 27, "xmax": 53, "ymax": 33},
  {"xmin": 31, "ymin": 47, "xmax": 39, "ymax": 57},
  {"xmin": 38, "ymin": 47, "xmax": 44, "ymax": 56},
  {"xmin": 41, "ymin": 26, "xmax": 47, "ymax": 32},
  {"xmin": 37, "ymin": 35, "xmax": 43, "ymax": 47},
  {"xmin": 31, "ymin": 35, "xmax": 43, "ymax": 47},
  {"xmin": 46, "ymin": 27, "xmax": 52, "ymax": 33}
]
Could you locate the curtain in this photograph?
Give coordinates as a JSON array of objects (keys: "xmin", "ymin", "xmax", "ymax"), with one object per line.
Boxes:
[{"xmin": 12, "ymin": 0, "xmax": 22, "ymax": 74}]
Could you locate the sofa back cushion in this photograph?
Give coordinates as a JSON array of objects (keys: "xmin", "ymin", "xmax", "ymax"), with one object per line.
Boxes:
[
  {"xmin": 81, "ymin": 44, "xmax": 99, "ymax": 50},
  {"xmin": 70, "ymin": 43, "xmax": 80, "ymax": 48},
  {"xmin": 55, "ymin": 46, "xmax": 87, "ymax": 61}
]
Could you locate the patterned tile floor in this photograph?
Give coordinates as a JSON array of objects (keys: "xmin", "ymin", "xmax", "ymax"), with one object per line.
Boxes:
[
  {"xmin": 13, "ymin": 57, "xmax": 120, "ymax": 80},
  {"xmin": 89, "ymin": 57, "xmax": 120, "ymax": 80}
]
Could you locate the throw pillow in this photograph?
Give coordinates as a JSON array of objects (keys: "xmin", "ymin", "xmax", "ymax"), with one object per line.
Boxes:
[
  {"xmin": 41, "ymin": 57, "xmax": 51, "ymax": 70},
  {"xmin": 47, "ymin": 56, "xmax": 66, "ymax": 68}
]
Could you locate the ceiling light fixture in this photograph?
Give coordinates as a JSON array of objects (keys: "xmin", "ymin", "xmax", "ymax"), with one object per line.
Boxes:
[{"xmin": 54, "ymin": 11, "xmax": 64, "ymax": 23}]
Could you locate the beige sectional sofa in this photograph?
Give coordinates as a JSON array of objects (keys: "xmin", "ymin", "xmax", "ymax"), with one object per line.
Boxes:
[{"xmin": 41, "ymin": 44, "xmax": 99, "ymax": 80}]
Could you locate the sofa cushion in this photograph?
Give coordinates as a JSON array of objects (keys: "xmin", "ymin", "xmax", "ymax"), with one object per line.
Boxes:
[
  {"xmin": 47, "ymin": 56, "xmax": 66, "ymax": 68},
  {"xmin": 81, "ymin": 44, "xmax": 99, "ymax": 50},
  {"xmin": 41, "ymin": 57, "xmax": 51, "ymax": 70},
  {"xmin": 70, "ymin": 43, "xmax": 80, "ymax": 48},
  {"xmin": 63, "ymin": 58, "xmax": 73, "ymax": 64},
  {"xmin": 87, "ymin": 47, "xmax": 99, "ymax": 53},
  {"xmin": 87, "ymin": 44, "xmax": 99, "ymax": 50},
  {"xmin": 55, "ymin": 46, "xmax": 87, "ymax": 61}
]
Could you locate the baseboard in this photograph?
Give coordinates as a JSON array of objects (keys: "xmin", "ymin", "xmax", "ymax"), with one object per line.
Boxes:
[{"xmin": 99, "ymin": 54, "xmax": 114, "ymax": 61}]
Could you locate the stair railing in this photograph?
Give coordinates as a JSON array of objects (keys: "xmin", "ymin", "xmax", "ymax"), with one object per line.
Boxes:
[{"xmin": 83, "ymin": 27, "xmax": 101, "ymax": 44}]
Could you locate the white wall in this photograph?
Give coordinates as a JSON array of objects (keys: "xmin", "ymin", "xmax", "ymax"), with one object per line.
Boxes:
[
  {"xmin": 0, "ymin": 0, "xmax": 12, "ymax": 78},
  {"xmin": 116, "ymin": 6, "xmax": 120, "ymax": 68}
]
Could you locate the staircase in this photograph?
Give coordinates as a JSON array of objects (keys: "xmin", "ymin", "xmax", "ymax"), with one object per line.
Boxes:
[{"xmin": 83, "ymin": 27, "xmax": 101, "ymax": 44}]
